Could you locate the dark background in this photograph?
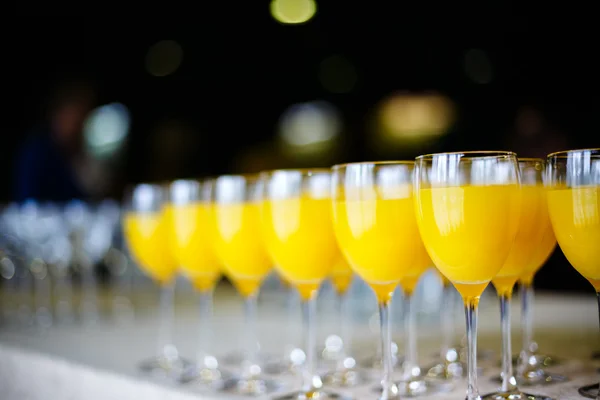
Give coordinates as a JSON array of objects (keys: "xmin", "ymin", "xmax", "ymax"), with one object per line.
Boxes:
[{"xmin": 5, "ymin": 5, "xmax": 599, "ymax": 293}]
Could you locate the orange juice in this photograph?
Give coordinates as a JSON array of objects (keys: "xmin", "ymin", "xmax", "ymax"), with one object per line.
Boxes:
[
  {"xmin": 167, "ymin": 203, "xmax": 221, "ymax": 292},
  {"xmin": 519, "ymin": 225, "xmax": 556, "ymax": 285},
  {"xmin": 330, "ymin": 257, "xmax": 354, "ymax": 295},
  {"xmin": 547, "ymin": 186, "xmax": 600, "ymax": 290},
  {"xmin": 262, "ymin": 196, "xmax": 339, "ymax": 300},
  {"xmin": 214, "ymin": 202, "xmax": 272, "ymax": 297},
  {"xmin": 415, "ymin": 184, "xmax": 521, "ymax": 300},
  {"xmin": 334, "ymin": 188, "xmax": 431, "ymax": 303},
  {"xmin": 492, "ymin": 185, "xmax": 554, "ymax": 295},
  {"xmin": 124, "ymin": 211, "xmax": 178, "ymax": 284}
]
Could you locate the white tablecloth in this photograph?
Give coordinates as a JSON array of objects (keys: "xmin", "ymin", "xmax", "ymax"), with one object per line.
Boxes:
[{"xmin": 0, "ymin": 281, "xmax": 598, "ymax": 400}]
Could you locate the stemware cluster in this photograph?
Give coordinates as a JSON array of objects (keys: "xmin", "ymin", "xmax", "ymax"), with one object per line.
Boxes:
[
  {"xmin": 119, "ymin": 148, "xmax": 599, "ymax": 400},
  {"xmin": 0, "ymin": 199, "xmax": 132, "ymax": 329}
]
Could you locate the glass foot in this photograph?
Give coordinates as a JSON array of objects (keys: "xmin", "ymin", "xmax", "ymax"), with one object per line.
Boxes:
[
  {"xmin": 220, "ymin": 376, "xmax": 281, "ymax": 396},
  {"xmin": 426, "ymin": 361, "xmax": 464, "ymax": 380},
  {"xmin": 322, "ymin": 367, "xmax": 366, "ymax": 387},
  {"xmin": 138, "ymin": 355, "xmax": 192, "ymax": 378},
  {"xmin": 579, "ymin": 383, "xmax": 599, "ymax": 399},
  {"xmin": 490, "ymin": 373, "xmax": 567, "ymax": 386},
  {"xmin": 512, "ymin": 353, "xmax": 560, "ymax": 367},
  {"xmin": 274, "ymin": 389, "xmax": 351, "ymax": 400},
  {"xmin": 179, "ymin": 364, "xmax": 232, "ymax": 389},
  {"xmin": 481, "ymin": 390, "xmax": 554, "ymax": 400},
  {"xmin": 396, "ymin": 377, "xmax": 443, "ymax": 397},
  {"xmin": 372, "ymin": 378, "xmax": 447, "ymax": 397}
]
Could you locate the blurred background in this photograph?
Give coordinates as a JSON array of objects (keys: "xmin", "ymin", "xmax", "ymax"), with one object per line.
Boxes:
[{"xmin": 4, "ymin": 3, "xmax": 599, "ymax": 293}]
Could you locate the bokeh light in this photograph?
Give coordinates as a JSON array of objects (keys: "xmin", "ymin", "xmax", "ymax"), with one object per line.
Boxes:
[
  {"xmin": 270, "ymin": 0, "xmax": 317, "ymax": 25},
  {"xmin": 318, "ymin": 54, "xmax": 357, "ymax": 94},
  {"xmin": 277, "ymin": 100, "xmax": 341, "ymax": 159},
  {"xmin": 83, "ymin": 103, "xmax": 131, "ymax": 158},
  {"xmin": 145, "ymin": 40, "xmax": 183, "ymax": 77},
  {"xmin": 370, "ymin": 92, "xmax": 456, "ymax": 152}
]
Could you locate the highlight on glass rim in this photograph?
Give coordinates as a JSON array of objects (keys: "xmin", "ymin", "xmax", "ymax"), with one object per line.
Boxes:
[{"xmin": 3, "ymin": 11, "xmax": 598, "ymax": 400}]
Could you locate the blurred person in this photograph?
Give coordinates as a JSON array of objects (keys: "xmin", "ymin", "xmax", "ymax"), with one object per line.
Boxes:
[{"xmin": 13, "ymin": 79, "xmax": 109, "ymax": 202}]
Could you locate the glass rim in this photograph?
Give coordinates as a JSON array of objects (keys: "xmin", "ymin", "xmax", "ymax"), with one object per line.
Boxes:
[
  {"xmin": 547, "ymin": 148, "xmax": 600, "ymax": 159},
  {"xmin": 259, "ymin": 167, "xmax": 331, "ymax": 176},
  {"xmin": 415, "ymin": 150, "xmax": 517, "ymax": 161},
  {"xmin": 331, "ymin": 160, "xmax": 414, "ymax": 170},
  {"xmin": 169, "ymin": 178, "xmax": 202, "ymax": 187},
  {"xmin": 518, "ymin": 157, "xmax": 545, "ymax": 163},
  {"xmin": 123, "ymin": 182, "xmax": 164, "ymax": 195},
  {"xmin": 214, "ymin": 173, "xmax": 261, "ymax": 182}
]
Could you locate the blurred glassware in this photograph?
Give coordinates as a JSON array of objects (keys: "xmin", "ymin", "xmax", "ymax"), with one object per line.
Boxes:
[
  {"xmin": 41, "ymin": 203, "xmax": 74, "ymax": 325},
  {"xmin": 123, "ymin": 183, "xmax": 189, "ymax": 377},
  {"xmin": 211, "ymin": 175, "xmax": 279, "ymax": 395},
  {"xmin": 64, "ymin": 200, "xmax": 98, "ymax": 324},
  {"xmin": 20, "ymin": 201, "xmax": 53, "ymax": 330},
  {"xmin": 167, "ymin": 179, "xmax": 227, "ymax": 388}
]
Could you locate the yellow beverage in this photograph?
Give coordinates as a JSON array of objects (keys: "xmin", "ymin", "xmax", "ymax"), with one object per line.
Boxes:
[
  {"xmin": 399, "ymin": 271, "xmax": 426, "ymax": 297},
  {"xmin": 124, "ymin": 211, "xmax": 178, "ymax": 284},
  {"xmin": 547, "ymin": 186, "xmax": 600, "ymax": 291},
  {"xmin": 520, "ymin": 226, "xmax": 556, "ymax": 285},
  {"xmin": 415, "ymin": 184, "xmax": 521, "ymax": 300},
  {"xmin": 330, "ymin": 258, "xmax": 354, "ymax": 295},
  {"xmin": 214, "ymin": 202, "xmax": 272, "ymax": 297},
  {"xmin": 492, "ymin": 185, "xmax": 554, "ymax": 295},
  {"xmin": 167, "ymin": 203, "xmax": 221, "ymax": 292},
  {"xmin": 262, "ymin": 196, "xmax": 339, "ymax": 300},
  {"xmin": 333, "ymin": 188, "xmax": 431, "ymax": 303}
]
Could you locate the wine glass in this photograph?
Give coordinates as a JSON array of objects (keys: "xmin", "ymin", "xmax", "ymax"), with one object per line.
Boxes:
[
  {"xmin": 210, "ymin": 174, "xmax": 279, "ymax": 394},
  {"xmin": 482, "ymin": 158, "xmax": 555, "ymax": 400},
  {"xmin": 123, "ymin": 183, "xmax": 187, "ymax": 376},
  {"xmin": 546, "ymin": 148, "xmax": 600, "ymax": 399},
  {"xmin": 166, "ymin": 179, "xmax": 226, "ymax": 387},
  {"xmin": 413, "ymin": 151, "xmax": 521, "ymax": 400},
  {"xmin": 498, "ymin": 158, "xmax": 565, "ymax": 386},
  {"xmin": 332, "ymin": 161, "xmax": 432, "ymax": 399},
  {"xmin": 260, "ymin": 169, "xmax": 349, "ymax": 400}
]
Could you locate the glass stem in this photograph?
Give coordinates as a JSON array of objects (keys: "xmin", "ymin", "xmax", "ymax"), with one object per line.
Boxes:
[
  {"xmin": 302, "ymin": 296, "xmax": 321, "ymax": 393},
  {"xmin": 379, "ymin": 298, "xmax": 399, "ymax": 399},
  {"xmin": 517, "ymin": 281, "xmax": 534, "ymax": 376},
  {"xmin": 402, "ymin": 292, "xmax": 418, "ymax": 381},
  {"xmin": 81, "ymin": 265, "xmax": 98, "ymax": 322},
  {"xmin": 521, "ymin": 282, "xmax": 535, "ymax": 354},
  {"xmin": 440, "ymin": 283, "xmax": 454, "ymax": 361},
  {"xmin": 197, "ymin": 289, "xmax": 214, "ymax": 369},
  {"xmin": 340, "ymin": 291, "xmax": 352, "ymax": 364},
  {"xmin": 464, "ymin": 297, "xmax": 480, "ymax": 400},
  {"xmin": 285, "ymin": 285, "xmax": 298, "ymax": 362},
  {"xmin": 500, "ymin": 293, "xmax": 517, "ymax": 393},
  {"xmin": 335, "ymin": 292, "xmax": 349, "ymax": 369},
  {"xmin": 157, "ymin": 279, "xmax": 176, "ymax": 362},
  {"xmin": 243, "ymin": 293, "xmax": 260, "ymax": 379}
]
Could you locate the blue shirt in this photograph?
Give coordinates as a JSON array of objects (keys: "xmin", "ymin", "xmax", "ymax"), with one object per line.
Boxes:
[{"xmin": 13, "ymin": 131, "xmax": 87, "ymax": 203}]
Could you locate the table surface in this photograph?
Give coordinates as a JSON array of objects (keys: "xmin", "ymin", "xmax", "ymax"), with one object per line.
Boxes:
[{"xmin": 0, "ymin": 280, "xmax": 598, "ymax": 400}]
